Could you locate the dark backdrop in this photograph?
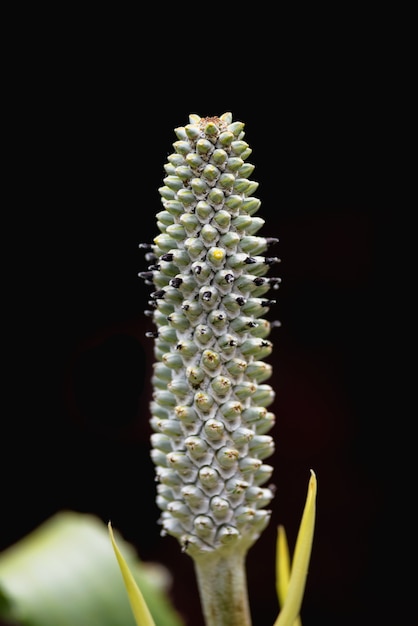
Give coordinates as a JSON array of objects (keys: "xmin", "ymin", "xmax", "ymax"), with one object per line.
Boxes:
[{"xmin": 2, "ymin": 53, "xmax": 404, "ymax": 626}]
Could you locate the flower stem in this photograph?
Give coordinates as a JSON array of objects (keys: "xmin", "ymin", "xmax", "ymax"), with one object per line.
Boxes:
[{"xmin": 193, "ymin": 547, "xmax": 252, "ymax": 626}]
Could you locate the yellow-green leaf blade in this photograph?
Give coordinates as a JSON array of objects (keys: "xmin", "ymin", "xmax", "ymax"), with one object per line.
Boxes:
[
  {"xmin": 276, "ymin": 526, "xmax": 302, "ymax": 626},
  {"xmin": 109, "ymin": 522, "xmax": 156, "ymax": 626},
  {"xmin": 273, "ymin": 470, "xmax": 317, "ymax": 626}
]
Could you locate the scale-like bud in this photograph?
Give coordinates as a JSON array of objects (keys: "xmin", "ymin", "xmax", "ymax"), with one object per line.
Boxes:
[{"xmin": 140, "ymin": 113, "xmax": 280, "ymax": 557}]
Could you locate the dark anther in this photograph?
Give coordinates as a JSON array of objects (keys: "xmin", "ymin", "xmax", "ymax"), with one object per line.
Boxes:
[
  {"xmin": 218, "ymin": 313, "xmax": 225, "ymax": 320},
  {"xmin": 145, "ymin": 331, "xmax": 159, "ymax": 338},
  {"xmin": 253, "ymin": 277, "xmax": 266, "ymax": 286},
  {"xmin": 138, "ymin": 271, "xmax": 154, "ymax": 280},
  {"xmin": 261, "ymin": 341, "xmax": 270, "ymax": 347},
  {"xmin": 151, "ymin": 290, "xmax": 166, "ymax": 299},
  {"xmin": 182, "ymin": 304, "xmax": 190, "ymax": 310},
  {"xmin": 262, "ymin": 299, "xmax": 277, "ymax": 306},
  {"xmin": 225, "ymin": 273, "xmax": 234, "ymax": 283},
  {"xmin": 202, "ymin": 291, "xmax": 212, "ymax": 301},
  {"xmin": 236, "ymin": 297, "xmax": 246, "ymax": 305},
  {"xmin": 194, "ymin": 265, "xmax": 202, "ymax": 274},
  {"xmin": 148, "ymin": 264, "xmax": 160, "ymax": 271},
  {"xmin": 176, "ymin": 343, "xmax": 183, "ymax": 350},
  {"xmin": 147, "ymin": 300, "xmax": 157, "ymax": 308},
  {"xmin": 245, "ymin": 256, "xmax": 257, "ymax": 264},
  {"xmin": 161, "ymin": 253, "xmax": 174, "ymax": 261},
  {"xmin": 170, "ymin": 277, "xmax": 183, "ymax": 288},
  {"xmin": 248, "ymin": 321, "xmax": 258, "ymax": 327}
]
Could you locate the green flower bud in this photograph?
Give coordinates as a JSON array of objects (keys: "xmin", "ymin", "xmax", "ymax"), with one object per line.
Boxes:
[
  {"xmin": 181, "ymin": 485, "xmax": 208, "ymax": 512},
  {"xmin": 173, "ymin": 127, "xmax": 188, "ymax": 140},
  {"xmin": 161, "ymin": 352, "xmax": 183, "ymax": 370},
  {"xmin": 156, "ymin": 210, "xmax": 175, "ymax": 228},
  {"xmin": 177, "ymin": 188, "xmax": 196, "ymax": 208},
  {"xmin": 158, "ymin": 419, "xmax": 183, "ymax": 437},
  {"xmin": 194, "ymin": 391, "xmax": 214, "ymax": 413},
  {"xmin": 245, "ymin": 486, "xmax": 274, "ymax": 508},
  {"xmin": 175, "ymin": 165, "xmax": 194, "ymax": 181},
  {"xmin": 199, "ymin": 465, "xmax": 222, "ymax": 491},
  {"xmin": 163, "ymin": 175, "xmax": 183, "ymax": 191},
  {"xmin": 175, "ymin": 405, "xmax": 199, "ymax": 425},
  {"xmin": 210, "ymin": 496, "xmax": 232, "ymax": 520},
  {"xmin": 255, "ymin": 411, "xmax": 276, "ymax": 435},
  {"xmin": 184, "ymin": 124, "xmax": 201, "ymax": 141},
  {"xmin": 163, "ymin": 200, "xmax": 186, "ymax": 218},
  {"xmin": 242, "ymin": 197, "xmax": 261, "ymax": 215},
  {"xmin": 173, "ymin": 140, "xmax": 192, "ymax": 155},
  {"xmin": 166, "ymin": 311, "xmax": 190, "ymax": 331},
  {"xmin": 185, "ymin": 436, "xmax": 211, "ymax": 462},
  {"xmin": 159, "ymin": 186, "xmax": 176, "ymax": 200},
  {"xmin": 203, "ymin": 418, "xmax": 226, "ymax": 442},
  {"xmin": 195, "ymin": 200, "xmax": 214, "ymax": 222},
  {"xmin": 193, "ymin": 324, "xmax": 215, "ymax": 347},
  {"xmin": 230, "ymin": 140, "xmax": 250, "ymax": 156},
  {"xmin": 216, "ymin": 446, "xmax": 240, "ymax": 470},
  {"xmin": 211, "ymin": 375, "xmax": 233, "ymax": 398},
  {"xmin": 156, "ymin": 467, "xmax": 182, "ymax": 488},
  {"xmin": 167, "ymin": 500, "xmax": 192, "ymax": 521},
  {"xmin": 167, "ymin": 151, "xmax": 185, "ymax": 165},
  {"xmin": 175, "ymin": 339, "xmax": 198, "ymax": 358},
  {"xmin": 151, "ymin": 433, "xmax": 173, "ymax": 452},
  {"xmin": 220, "ymin": 400, "xmax": 243, "ymax": 421},
  {"xmin": 246, "ymin": 216, "xmax": 266, "ymax": 235},
  {"xmin": 218, "ymin": 131, "xmax": 234, "ymax": 147},
  {"xmin": 167, "ymin": 451, "xmax": 194, "ymax": 472},
  {"xmin": 150, "ymin": 448, "xmax": 169, "ymax": 467},
  {"xmin": 179, "ymin": 212, "xmax": 200, "ymax": 235},
  {"xmin": 183, "ymin": 237, "xmax": 205, "ymax": 260},
  {"xmin": 231, "ymin": 427, "xmax": 255, "ymax": 446},
  {"xmin": 226, "ymin": 156, "xmax": 244, "ymax": 172},
  {"xmin": 212, "ymin": 208, "xmax": 232, "ymax": 231},
  {"xmin": 218, "ymin": 231, "xmax": 241, "ymax": 251},
  {"xmin": 186, "ymin": 366, "xmax": 206, "ymax": 387},
  {"xmin": 196, "ymin": 138, "xmax": 213, "ymax": 155},
  {"xmin": 186, "ymin": 152, "xmax": 205, "ymax": 169},
  {"xmin": 167, "ymin": 378, "xmax": 192, "ymax": 400}
]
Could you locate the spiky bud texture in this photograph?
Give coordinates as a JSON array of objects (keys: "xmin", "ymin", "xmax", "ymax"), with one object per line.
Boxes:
[{"xmin": 140, "ymin": 112, "xmax": 281, "ymax": 558}]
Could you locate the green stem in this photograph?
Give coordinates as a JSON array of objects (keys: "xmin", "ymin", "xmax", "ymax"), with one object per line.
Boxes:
[{"xmin": 193, "ymin": 547, "xmax": 252, "ymax": 626}]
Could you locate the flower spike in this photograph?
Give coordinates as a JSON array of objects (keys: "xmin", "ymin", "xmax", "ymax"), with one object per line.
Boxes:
[{"xmin": 139, "ymin": 113, "xmax": 280, "ymax": 562}]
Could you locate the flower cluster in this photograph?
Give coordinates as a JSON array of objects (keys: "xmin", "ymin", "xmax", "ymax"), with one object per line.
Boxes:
[{"xmin": 139, "ymin": 112, "xmax": 280, "ymax": 557}]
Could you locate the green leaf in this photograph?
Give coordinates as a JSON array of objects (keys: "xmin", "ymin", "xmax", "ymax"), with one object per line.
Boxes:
[
  {"xmin": 273, "ymin": 470, "xmax": 317, "ymax": 626},
  {"xmin": 0, "ymin": 511, "xmax": 184, "ymax": 626}
]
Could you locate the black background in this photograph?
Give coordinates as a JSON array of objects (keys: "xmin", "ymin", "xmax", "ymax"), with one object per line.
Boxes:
[{"xmin": 2, "ymin": 32, "xmax": 408, "ymax": 626}]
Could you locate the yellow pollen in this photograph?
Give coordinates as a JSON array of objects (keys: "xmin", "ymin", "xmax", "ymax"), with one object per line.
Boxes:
[{"xmin": 212, "ymin": 248, "xmax": 224, "ymax": 260}]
